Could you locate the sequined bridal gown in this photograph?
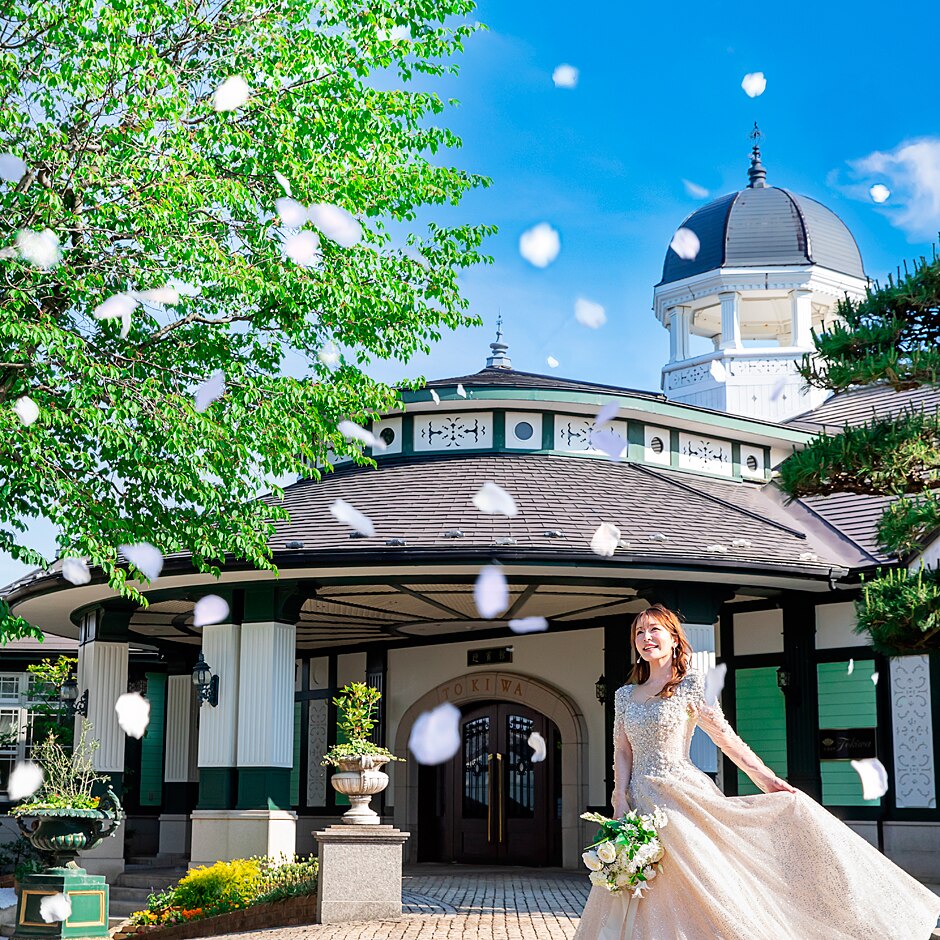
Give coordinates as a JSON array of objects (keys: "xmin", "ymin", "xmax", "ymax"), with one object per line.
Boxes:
[{"xmin": 574, "ymin": 670, "xmax": 940, "ymax": 940}]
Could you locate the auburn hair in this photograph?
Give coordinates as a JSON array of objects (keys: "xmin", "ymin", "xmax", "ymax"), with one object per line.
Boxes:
[{"xmin": 627, "ymin": 604, "xmax": 694, "ymax": 699}]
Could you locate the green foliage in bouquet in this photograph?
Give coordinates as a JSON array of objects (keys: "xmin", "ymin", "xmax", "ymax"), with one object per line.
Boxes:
[
  {"xmin": 321, "ymin": 682, "xmax": 402, "ymax": 767},
  {"xmin": 580, "ymin": 809, "xmax": 666, "ymax": 895},
  {"xmin": 778, "ymin": 250, "xmax": 940, "ymax": 653}
]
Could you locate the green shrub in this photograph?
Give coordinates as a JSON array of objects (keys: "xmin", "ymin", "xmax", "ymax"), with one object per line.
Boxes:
[
  {"xmin": 255, "ymin": 855, "xmax": 318, "ymax": 903},
  {"xmin": 172, "ymin": 858, "xmax": 261, "ymax": 911}
]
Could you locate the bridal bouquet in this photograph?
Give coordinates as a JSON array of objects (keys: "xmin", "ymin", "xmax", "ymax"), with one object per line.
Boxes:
[{"xmin": 580, "ymin": 808, "xmax": 667, "ymax": 897}]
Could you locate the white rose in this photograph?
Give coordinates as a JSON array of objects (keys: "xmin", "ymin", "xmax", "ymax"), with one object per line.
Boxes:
[
  {"xmin": 582, "ymin": 850, "xmax": 603, "ymax": 872},
  {"xmin": 596, "ymin": 841, "xmax": 617, "ymax": 864},
  {"xmin": 615, "ymin": 870, "xmax": 633, "ymax": 888},
  {"xmin": 589, "ymin": 870, "xmax": 607, "ymax": 887}
]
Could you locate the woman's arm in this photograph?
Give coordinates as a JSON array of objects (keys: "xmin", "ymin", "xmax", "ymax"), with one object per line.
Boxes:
[{"xmin": 611, "ymin": 724, "xmax": 633, "ymax": 817}]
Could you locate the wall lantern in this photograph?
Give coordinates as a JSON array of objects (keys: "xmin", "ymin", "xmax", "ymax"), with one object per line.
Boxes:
[
  {"xmin": 60, "ymin": 677, "xmax": 89, "ymax": 716},
  {"xmin": 776, "ymin": 667, "xmax": 791, "ymax": 692},
  {"xmin": 595, "ymin": 674, "xmax": 607, "ymax": 706},
  {"xmin": 192, "ymin": 652, "xmax": 220, "ymax": 708}
]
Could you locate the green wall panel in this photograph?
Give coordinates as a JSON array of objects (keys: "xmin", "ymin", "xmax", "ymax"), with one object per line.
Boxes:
[
  {"xmin": 139, "ymin": 672, "xmax": 166, "ymax": 806},
  {"xmin": 735, "ymin": 667, "xmax": 788, "ymax": 796}
]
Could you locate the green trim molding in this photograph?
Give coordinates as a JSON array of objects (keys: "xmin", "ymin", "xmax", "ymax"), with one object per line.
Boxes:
[
  {"xmin": 237, "ymin": 767, "xmax": 292, "ymax": 811},
  {"xmin": 198, "ymin": 767, "xmax": 237, "ymax": 810}
]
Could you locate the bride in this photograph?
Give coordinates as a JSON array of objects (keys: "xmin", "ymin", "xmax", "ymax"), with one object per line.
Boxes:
[{"xmin": 574, "ymin": 603, "xmax": 940, "ymax": 940}]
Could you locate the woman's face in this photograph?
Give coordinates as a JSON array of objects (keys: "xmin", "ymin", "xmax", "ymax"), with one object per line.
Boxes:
[{"xmin": 634, "ymin": 616, "xmax": 677, "ymax": 665}]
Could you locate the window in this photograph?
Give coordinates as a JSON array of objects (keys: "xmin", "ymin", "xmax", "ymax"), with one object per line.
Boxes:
[{"xmin": 0, "ymin": 673, "xmax": 37, "ymax": 798}]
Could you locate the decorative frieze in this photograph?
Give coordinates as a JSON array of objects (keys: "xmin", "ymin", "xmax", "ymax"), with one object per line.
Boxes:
[
  {"xmin": 413, "ymin": 412, "xmax": 493, "ymax": 451},
  {"xmin": 307, "ymin": 699, "xmax": 328, "ymax": 806},
  {"xmin": 890, "ymin": 655, "xmax": 936, "ymax": 809},
  {"xmin": 678, "ymin": 432, "xmax": 733, "ymax": 476},
  {"xmin": 555, "ymin": 415, "xmax": 628, "ymax": 456}
]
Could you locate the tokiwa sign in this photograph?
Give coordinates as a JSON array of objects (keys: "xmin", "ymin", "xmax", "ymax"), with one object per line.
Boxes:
[{"xmin": 435, "ymin": 671, "xmax": 529, "ymax": 703}]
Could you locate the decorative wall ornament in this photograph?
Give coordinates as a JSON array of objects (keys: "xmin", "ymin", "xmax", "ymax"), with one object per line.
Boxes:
[
  {"xmin": 890, "ymin": 655, "xmax": 936, "ymax": 808},
  {"xmin": 555, "ymin": 416, "xmax": 628, "ymax": 455},
  {"xmin": 307, "ymin": 698, "xmax": 329, "ymax": 806},
  {"xmin": 665, "ymin": 363, "xmax": 712, "ymax": 389},
  {"xmin": 413, "ymin": 412, "xmax": 493, "ymax": 451},
  {"xmin": 505, "ymin": 411, "xmax": 543, "ymax": 449},
  {"xmin": 644, "ymin": 425, "xmax": 671, "ymax": 466},
  {"xmin": 726, "ymin": 357, "xmax": 799, "ymax": 377},
  {"xmin": 678, "ymin": 432, "xmax": 733, "ymax": 476}
]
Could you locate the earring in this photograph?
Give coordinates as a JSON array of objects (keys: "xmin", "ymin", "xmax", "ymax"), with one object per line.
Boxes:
[{"xmin": 672, "ymin": 647, "xmax": 678, "ymax": 658}]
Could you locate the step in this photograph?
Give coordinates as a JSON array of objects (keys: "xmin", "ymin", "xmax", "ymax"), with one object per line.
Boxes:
[
  {"xmin": 109, "ymin": 886, "xmax": 154, "ymax": 902},
  {"xmin": 109, "ymin": 899, "xmax": 148, "ymax": 919},
  {"xmin": 114, "ymin": 868, "xmax": 185, "ymax": 891}
]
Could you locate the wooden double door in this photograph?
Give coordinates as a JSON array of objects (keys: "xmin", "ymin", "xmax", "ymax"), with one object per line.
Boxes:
[{"xmin": 433, "ymin": 702, "xmax": 561, "ymax": 866}]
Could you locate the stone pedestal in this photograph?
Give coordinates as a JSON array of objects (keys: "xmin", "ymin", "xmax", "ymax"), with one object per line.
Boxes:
[
  {"xmin": 14, "ymin": 868, "xmax": 109, "ymax": 939},
  {"xmin": 315, "ymin": 825, "xmax": 410, "ymax": 924}
]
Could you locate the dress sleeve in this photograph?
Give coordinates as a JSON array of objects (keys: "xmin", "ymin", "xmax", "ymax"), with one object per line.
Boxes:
[
  {"xmin": 612, "ymin": 686, "xmax": 633, "ymax": 811},
  {"xmin": 684, "ymin": 671, "xmax": 776, "ymax": 791}
]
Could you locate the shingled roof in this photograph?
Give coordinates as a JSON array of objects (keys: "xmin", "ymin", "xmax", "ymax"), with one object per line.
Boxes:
[{"xmin": 789, "ymin": 384, "xmax": 940, "ymax": 432}]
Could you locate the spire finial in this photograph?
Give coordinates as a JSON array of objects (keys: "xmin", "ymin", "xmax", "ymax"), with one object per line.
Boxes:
[
  {"xmin": 495, "ymin": 313, "xmax": 503, "ymax": 344},
  {"xmin": 747, "ymin": 122, "xmax": 767, "ymax": 188},
  {"xmin": 485, "ymin": 314, "xmax": 512, "ymax": 370}
]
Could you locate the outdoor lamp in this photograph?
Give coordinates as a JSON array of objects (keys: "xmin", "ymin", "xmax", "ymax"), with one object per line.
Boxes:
[
  {"xmin": 192, "ymin": 651, "xmax": 220, "ymax": 708},
  {"xmin": 595, "ymin": 674, "xmax": 607, "ymax": 706},
  {"xmin": 60, "ymin": 677, "xmax": 88, "ymax": 716},
  {"xmin": 776, "ymin": 667, "xmax": 791, "ymax": 692}
]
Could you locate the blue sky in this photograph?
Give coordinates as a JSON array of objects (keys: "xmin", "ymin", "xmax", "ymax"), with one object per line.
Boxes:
[{"xmin": 5, "ymin": 0, "xmax": 940, "ymax": 588}]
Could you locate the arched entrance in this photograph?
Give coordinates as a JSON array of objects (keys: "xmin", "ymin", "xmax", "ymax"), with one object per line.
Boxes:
[{"xmin": 394, "ymin": 671, "xmax": 587, "ymax": 869}]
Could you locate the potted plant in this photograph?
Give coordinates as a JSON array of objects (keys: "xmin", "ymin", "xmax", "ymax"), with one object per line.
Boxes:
[{"xmin": 321, "ymin": 683, "xmax": 402, "ymax": 825}]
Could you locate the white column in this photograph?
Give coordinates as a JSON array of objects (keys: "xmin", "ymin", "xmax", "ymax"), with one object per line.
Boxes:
[
  {"xmin": 684, "ymin": 623, "xmax": 718, "ymax": 774},
  {"xmin": 237, "ymin": 621, "xmax": 296, "ymax": 768},
  {"xmin": 790, "ymin": 288, "xmax": 814, "ymax": 348},
  {"xmin": 197, "ymin": 622, "xmax": 241, "ymax": 767},
  {"xmin": 164, "ymin": 676, "xmax": 199, "ymax": 783},
  {"xmin": 718, "ymin": 291, "xmax": 741, "ymax": 350},
  {"xmin": 667, "ymin": 306, "xmax": 691, "ymax": 362},
  {"xmin": 75, "ymin": 641, "xmax": 128, "ymax": 773}
]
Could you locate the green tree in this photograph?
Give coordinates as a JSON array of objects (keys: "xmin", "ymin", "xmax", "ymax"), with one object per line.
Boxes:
[
  {"xmin": 0, "ymin": 0, "xmax": 493, "ymax": 641},
  {"xmin": 26, "ymin": 655, "xmax": 77, "ymax": 746},
  {"xmin": 778, "ymin": 253, "xmax": 940, "ymax": 653}
]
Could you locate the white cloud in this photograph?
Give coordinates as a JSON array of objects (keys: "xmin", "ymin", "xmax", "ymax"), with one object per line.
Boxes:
[
  {"xmin": 552, "ymin": 64, "xmax": 579, "ymax": 89},
  {"xmin": 682, "ymin": 179, "xmax": 710, "ymax": 199}
]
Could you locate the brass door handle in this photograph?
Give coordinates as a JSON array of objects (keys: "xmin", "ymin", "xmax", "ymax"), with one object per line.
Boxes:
[
  {"xmin": 486, "ymin": 753, "xmax": 494, "ymax": 842},
  {"xmin": 496, "ymin": 752, "xmax": 504, "ymax": 844}
]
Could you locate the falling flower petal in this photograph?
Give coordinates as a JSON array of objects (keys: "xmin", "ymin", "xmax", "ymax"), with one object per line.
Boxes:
[
  {"xmin": 14, "ymin": 395, "xmax": 38, "ymax": 426},
  {"xmin": 16, "ymin": 229, "xmax": 62, "ymax": 269},
  {"xmin": 193, "ymin": 594, "xmax": 230, "ymax": 627},
  {"xmin": 275, "ymin": 197, "xmax": 308, "ymax": 228},
  {"xmin": 648, "ymin": 532, "xmax": 667, "ymax": 542},
  {"xmin": 135, "ymin": 285, "xmax": 180, "ymax": 306},
  {"xmin": 274, "ymin": 171, "xmax": 292, "ymax": 196},
  {"xmin": 429, "ymin": 388, "xmax": 440, "ymax": 405},
  {"xmin": 575, "ymin": 297, "xmax": 606, "ymax": 329},
  {"xmin": 318, "ymin": 341, "xmax": 340, "ymax": 368},
  {"xmin": 546, "ymin": 356, "xmax": 559, "ymax": 368},
  {"xmin": 194, "ymin": 371, "xmax": 225, "ymax": 412},
  {"xmin": 93, "ymin": 292, "xmax": 138, "ymax": 338},
  {"xmin": 869, "ymin": 184, "xmax": 890, "ymax": 204},
  {"xmin": 456, "ymin": 383, "xmax": 467, "ymax": 398},
  {"xmin": 283, "ymin": 230, "xmax": 322, "ymax": 267},
  {"xmin": 594, "ymin": 402, "xmax": 619, "ymax": 427},
  {"xmin": 120, "ymin": 543, "xmax": 163, "ymax": 581},
  {"xmin": 472, "ymin": 482, "xmax": 518, "ymax": 517},
  {"xmin": 770, "ymin": 375, "xmax": 788, "ymax": 401},
  {"xmin": 509, "ymin": 616, "xmax": 549, "ymax": 635},
  {"xmin": 330, "ymin": 498, "xmax": 375, "ymax": 537},
  {"xmin": 731, "ymin": 538, "xmax": 752, "ymax": 549},
  {"xmin": 519, "ymin": 222, "xmax": 560, "ymax": 268},
  {"xmin": 8, "ymin": 761, "xmax": 43, "ymax": 801},
  {"xmin": 115, "ymin": 692, "xmax": 150, "ymax": 739},
  {"xmin": 670, "ymin": 227, "xmax": 700, "ymax": 261},
  {"xmin": 741, "ymin": 72, "xmax": 767, "ymax": 97},
  {"xmin": 682, "ymin": 179, "xmax": 709, "ymax": 199},
  {"xmin": 213, "ymin": 75, "xmax": 251, "ymax": 111},
  {"xmin": 0, "ymin": 153, "xmax": 26, "ymax": 182},
  {"xmin": 706, "ymin": 544, "xmax": 728, "ymax": 554},
  {"xmin": 552, "ymin": 64, "xmax": 579, "ymax": 88},
  {"xmin": 338, "ymin": 419, "xmax": 386, "ymax": 451},
  {"xmin": 850, "ymin": 757, "xmax": 888, "ymax": 800},
  {"xmin": 39, "ymin": 893, "xmax": 71, "ymax": 924},
  {"xmin": 847, "ymin": 659, "xmax": 855, "ymax": 675},
  {"xmin": 62, "ymin": 558, "xmax": 91, "ymax": 586},
  {"xmin": 590, "ymin": 428, "xmax": 626, "ymax": 460},
  {"xmin": 409, "ymin": 702, "xmax": 461, "ymax": 765},
  {"xmin": 308, "ymin": 203, "xmax": 362, "ymax": 247},
  {"xmin": 528, "ymin": 731, "xmax": 547, "ymax": 762},
  {"xmin": 474, "ymin": 565, "xmax": 509, "ymax": 619},
  {"xmin": 591, "ymin": 523, "xmax": 621, "ymax": 557},
  {"xmin": 871, "ymin": 671, "xmax": 879, "ymax": 686},
  {"xmin": 704, "ymin": 664, "xmax": 727, "ymax": 706},
  {"xmin": 799, "ymin": 552, "xmax": 819, "ymax": 562}
]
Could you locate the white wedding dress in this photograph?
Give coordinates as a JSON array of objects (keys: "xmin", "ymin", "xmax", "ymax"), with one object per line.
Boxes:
[{"xmin": 574, "ymin": 670, "xmax": 940, "ymax": 940}]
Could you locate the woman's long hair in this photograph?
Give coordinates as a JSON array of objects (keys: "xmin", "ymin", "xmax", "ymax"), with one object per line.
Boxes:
[{"xmin": 627, "ymin": 604, "xmax": 694, "ymax": 699}]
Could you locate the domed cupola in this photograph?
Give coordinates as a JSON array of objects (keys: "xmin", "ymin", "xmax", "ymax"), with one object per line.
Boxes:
[{"xmin": 653, "ymin": 127, "xmax": 868, "ymax": 422}]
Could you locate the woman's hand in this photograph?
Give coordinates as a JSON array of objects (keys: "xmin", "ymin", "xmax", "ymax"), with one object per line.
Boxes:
[
  {"xmin": 760, "ymin": 773, "xmax": 797, "ymax": 794},
  {"xmin": 612, "ymin": 794, "xmax": 630, "ymax": 818}
]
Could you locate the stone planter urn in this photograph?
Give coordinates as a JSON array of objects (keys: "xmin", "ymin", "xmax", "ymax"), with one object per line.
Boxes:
[{"xmin": 329, "ymin": 755, "xmax": 389, "ymax": 825}]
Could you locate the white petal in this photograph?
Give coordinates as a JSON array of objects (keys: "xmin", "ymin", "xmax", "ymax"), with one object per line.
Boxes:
[
  {"xmin": 799, "ymin": 552, "xmax": 818, "ymax": 562},
  {"xmin": 703, "ymin": 664, "xmax": 727, "ymax": 706},
  {"xmin": 8, "ymin": 761, "xmax": 44, "ymax": 801},
  {"xmin": 275, "ymin": 197, "xmax": 308, "ymax": 228},
  {"xmin": 429, "ymin": 388, "xmax": 440, "ymax": 404},
  {"xmin": 283, "ymin": 229, "xmax": 322, "ymax": 267},
  {"xmin": 16, "ymin": 228, "xmax": 62, "ymax": 269},
  {"xmin": 472, "ymin": 482, "xmax": 518, "ymax": 517},
  {"xmin": 62, "ymin": 558, "xmax": 91, "ymax": 586},
  {"xmin": 330, "ymin": 498, "xmax": 375, "ymax": 537},
  {"xmin": 591, "ymin": 523, "xmax": 621, "ymax": 557},
  {"xmin": 850, "ymin": 757, "xmax": 888, "ymax": 800},
  {"xmin": 135, "ymin": 285, "xmax": 180, "ymax": 306},
  {"xmin": 193, "ymin": 594, "xmax": 230, "ymax": 627},
  {"xmin": 648, "ymin": 532, "xmax": 667, "ymax": 542},
  {"xmin": 274, "ymin": 171, "xmax": 292, "ymax": 196},
  {"xmin": 39, "ymin": 893, "xmax": 71, "ymax": 924},
  {"xmin": 519, "ymin": 222, "xmax": 560, "ymax": 268},
  {"xmin": 871, "ymin": 671, "xmax": 879, "ymax": 686},
  {"xmin": 115, "ymin": 692, "xmax": 151, "ymax": 739},
  {"xmin": 670, "ymin": 227, "xmax": 700, "ymax": 261},
  {"xmin": 338, "ymin": 419, "xmax": 386, "ymax": 450},
  {"xmin": 119, "ymin": 543, "xmax": 163, "ymax": 581},
  {"xmin": 705, "ymin": 544, "xmax": 728, "ymax": 554},
  {"xmin": 93, "ymin": 292, "xmax": 138, "ymax": 324},
  {"xmin": 730, "ymin": 538, "xmax": 752, "ymax": 549},
  {"xmin": 509, "ymin": 616, "xmax": 548, "ymax": 635},
  {"xmin": 590, "ymin": 428, "xmax": 626, "ymax": 460},
  {"xmin": 528, "ymin": 730, "xmax": 547, "ymax": 762},
  {"xmin": 14, "ymin": 395, "xmax": 39, "ymax": 426},
  {"xmin": 574, "ymin": 297, "xmax": 606, "ymax": 329},
  {"xmin": 594, "ymin": 402, "xmax": 619, "ymax": 427},
  {"xmin": 456, "ymin": 383, "xmax": 467, "ymax": 398},
  {"xmin": 307, "ymin": 203, "xmax": 362, "ymax": 248},
  {"xmin": 741, "ymin": 72, "xmax": 767, "ymax": 98},
  {"xmin": 682, "ymin": 179, "xmax": 709, "ymax": 199},
  {"xmin": 408, "ymin": 702, "xmax": 461, "ymax": 765},
  {"xmin": 552, "ymin": 64, "xmax": 579, "ymax": 88},
  {"xmin": 546, "ymin": 356, "xmax": 559, "ymax": 368},
  {"xmin": 194, "ymin": 370, "xmax": 225, "ymax": 412},
  {"xmin": 0, "ymin": 153, "xmax": 27, "ymax": 183},
  {"xmin": 213, "ymin": 75, "xmax": 251, "ymax": 112},
  {"xmin": 317, "ymin": 341, "xmax": 340, "ymax": 368},
  {"xmin": 474, "ymin": 564, "xmax": 509, "ymax": 619},
  {"xmin": 869, "ymin": 184, "xmax": 890, "ymax": 204},
  {"xmin": 847, "ymin": 658, "xmax": 855, "ymax": 675}
]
